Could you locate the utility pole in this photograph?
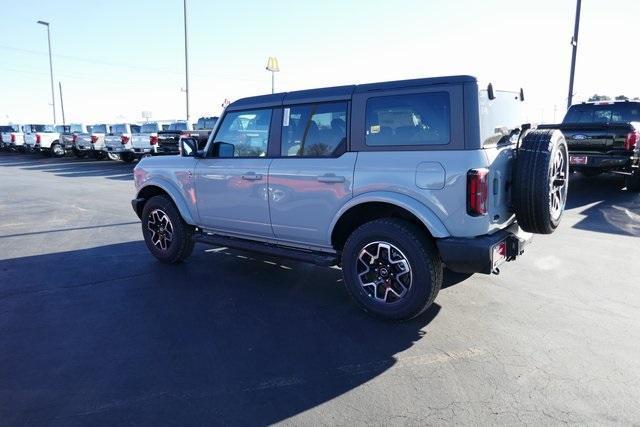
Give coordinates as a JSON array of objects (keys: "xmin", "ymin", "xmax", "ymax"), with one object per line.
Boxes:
[
  {"xmin": 37, "ymin": 20, "xmax": 56, "ymax": 124},
  {"xmin": 59, "ymin": 82, "xmax": 66, "ymax": 125},
  {"xmin": 183, "ymin": 0, "xmax": 190, "ymax": 121},
  {"xmin": 567, "ymin": 0, "xmax": 582, "ymax": 109}
]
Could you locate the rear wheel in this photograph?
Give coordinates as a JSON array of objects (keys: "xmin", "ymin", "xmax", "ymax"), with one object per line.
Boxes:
[
  {"xmin": 50, "ymin": 142, "xmax": 65, "ymax": 157},
  {"xmin": 141, "ymin": 195, "xmax": 195, "ymax": 263},
  {"xmin": 512, "ymin": 129, "xmax": 569, "ymax": 234},
  {"xmin": 107, "ymin": 152, "xmax": 120, "ymax": 161},
  {"xmin": 341, "ymin": 218, "xmax": 442, "ymax": 321},
  {"xmin": 626, "ymin": 169, "xmax": 640, "ymax": 192}
]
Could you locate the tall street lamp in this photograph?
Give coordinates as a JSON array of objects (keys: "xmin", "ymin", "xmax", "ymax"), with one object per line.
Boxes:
[
  {"xmin": 567, "ymin": 0, "xmax": 582, "ymax": 109},
  {"xmin": 37, "ymin": 20, "xmax": 56, "ymax": 124},
  {"xmin": 266, "ymin": 57, "xmax": 280, "ymax": 94},
  {"xmin": 183, "ymin": 0, "xmax": 190, "ymax": 121}
]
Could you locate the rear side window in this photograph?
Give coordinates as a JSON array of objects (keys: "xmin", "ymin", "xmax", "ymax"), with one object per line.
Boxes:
[
  {"xmin": 365, "ymin": 92, "xmax": 450, "ymax": 146},
  {"xmin": 213, "ymin": 109, "xmax": 272, "ymax": 157},
  {"xmin": 281, "ymin": 102, "xmax": 347, "ymax": 157}
]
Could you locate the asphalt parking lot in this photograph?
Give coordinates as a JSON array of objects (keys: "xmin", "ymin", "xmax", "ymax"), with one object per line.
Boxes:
[{"xmin": 1, "ymin": 152, "xmax": 639, "ymax": 425}]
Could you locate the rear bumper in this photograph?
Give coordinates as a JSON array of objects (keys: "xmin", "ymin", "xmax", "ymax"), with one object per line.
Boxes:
[
  {"xmin": 436, "ymin": 223, "xmax": 532, "ymax": 274},
  {"xmin": 569, "ymin": 153, "xmax": 632, "ymax": 171}
]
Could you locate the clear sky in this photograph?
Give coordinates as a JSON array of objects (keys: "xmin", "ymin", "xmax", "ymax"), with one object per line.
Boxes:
[{"xmin": 1, "ymin": 0, "xmax": 638, "ymax": 125}]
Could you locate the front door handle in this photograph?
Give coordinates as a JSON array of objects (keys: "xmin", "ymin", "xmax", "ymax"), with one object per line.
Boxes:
[
  {"xmin": 241, "ymin": 172, "xmax": 263, "ymax": 181},
  {"xmin": 317, "ymin": 174, "xmax": 345, "ymax": 183}
]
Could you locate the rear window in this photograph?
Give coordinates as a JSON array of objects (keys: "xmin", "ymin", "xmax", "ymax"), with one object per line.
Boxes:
[
  {"xmin": 55, "ymin": 125, "xmax": 65, "ymax": 133},
  {"xmin": 141, "ymin": 123, "xmax": 159, "ymax": 133},
  {"xmin": 92, "ymin": 124, "xmax": 107, "ymax": 133},
  {"xmin": 0, "ymin": 126, "xmax": 16, "ymax": 132},
  {"xmin": 70, "ymin": 124, "xmax": 84, "ymax": 133},
  {"xmin": 131, "ymin": 125, "xmax": 141, "ymax": 134},
  {"xmin": 365, "ymin": 92, "xmax": 451, "ymax": 146},
  {"xmin": 168, "ymin": 122, "xmax": 190, "ymax": 131},
  {"xmin": 28, "ymin": 125, "xmax": 54, "ymax": 133},
  {"xmin": 563, "ymin": 102, "xmax": 640, "ymax": 123},
  {"xmin": 196, "ymin": 117, "xmax": 218, "ymax": 130},
  {"xmin": 112, "ymin": 124, "xmax": 128, "ymax": 134}
]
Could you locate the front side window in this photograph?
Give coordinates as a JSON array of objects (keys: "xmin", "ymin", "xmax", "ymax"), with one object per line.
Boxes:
[
  {"xmin": 365, "ymin": 92, "xmax": 450, "ymax": 146},
  {"xmin": 281, "ymin": 102, "xmax": 347, "ymax": 157},
  {"xmin": 212, "ymin": 109, "xmax": 272, "ymax": 157}
]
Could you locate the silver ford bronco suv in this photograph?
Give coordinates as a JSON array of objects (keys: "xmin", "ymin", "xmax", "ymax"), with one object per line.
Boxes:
[{"xmin": 132, "ymin": 76, "xmax": 569, "ymax": 320}]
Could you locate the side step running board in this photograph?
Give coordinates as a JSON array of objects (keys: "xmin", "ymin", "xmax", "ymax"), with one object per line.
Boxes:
[{"xmin": 193, "ymin": 233, "xmax": 338, "ymax": 267}]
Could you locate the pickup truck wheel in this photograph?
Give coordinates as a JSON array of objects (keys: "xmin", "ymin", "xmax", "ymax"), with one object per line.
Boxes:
[
  {"xmin": 625, "ymin": 170, "xmax": 640, "ymax": 192},
  {"xmin": 50, "ymin": 142, "xmax": 65, "ymax": 157},
  {"xmin": 141, "ymin": 195, "xmax": 194, "ymax": 263},
  {"xmin": 512, "ymin": 129, "xmax": 569, "ymax": 234},
  {"xmin": 107, "ymin": 153, "xmax": 120, "ymax": 161},
  {"xmin": 341, "ymin": 218, "xmax": 442, "ymax": 321}
]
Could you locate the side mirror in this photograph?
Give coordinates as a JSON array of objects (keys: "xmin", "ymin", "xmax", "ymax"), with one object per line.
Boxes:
[
  {"xmin": 180, "ymin": 137, "xmax": 197, "ymax": 157},
  {"xmin": 214, "ymin": 141, "xmax": 235, "ymax": 158}
]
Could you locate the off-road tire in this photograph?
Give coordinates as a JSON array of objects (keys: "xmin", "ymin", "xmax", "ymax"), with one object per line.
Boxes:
[
  {"xmin": 141, "ymin": 195, "xmax": 195, "ymax": 264},
  {"xmin": 341, "ymin": 218, "xmax": 442, "ymax": 321},
  {"xmin": 626, "ymin": 170, "xmax": 640, "ymax": 192},
  {"xmin": 512, "ymin": 129, "xmax": 569, "ymax": 234}
]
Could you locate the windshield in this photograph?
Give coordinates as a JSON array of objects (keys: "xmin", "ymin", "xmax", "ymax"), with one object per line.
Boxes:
[
  {"xmin": 141, "ymin": 123, "xmax": 159, "ymax": 133},
  {"xmin": 92, "ymin": 124, "xmax": 107, "ymax": 133},
  {"xmin": 563, "ymin": 102, "xmax": 640, "ymax": 123},
  {"xmin": 168, "ymin": 122, "xmax": 190, "ymax": 131},
  {"xmin": 196, "ymin": 117, "xmax": 218, "ymax": 129}
]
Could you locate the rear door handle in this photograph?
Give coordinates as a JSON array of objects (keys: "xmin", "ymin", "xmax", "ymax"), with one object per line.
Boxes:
[
  {"xmin": 241, "ymin": 172, "xmax": 263, "ymax": 181},
  {"xmin": 317, "ymin": 174, "xmax": 345, "ymax": 183}
]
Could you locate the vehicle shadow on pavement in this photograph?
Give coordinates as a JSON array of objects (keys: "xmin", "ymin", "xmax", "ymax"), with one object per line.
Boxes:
[
  {"xmin": 0, "ymin": 153, "xmax": 136, "ymax": 179},
  {"xmin": 0, "ymin": 240, "xmax": 441, "ymax": 425},
  {"xmin": 566, "ymin": 173, "xmax": 640, "ymax": 237}
]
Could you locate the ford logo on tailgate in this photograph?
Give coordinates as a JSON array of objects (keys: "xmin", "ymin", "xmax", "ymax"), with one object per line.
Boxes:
[{"xmin": 572, "ymin": 134, "xmax": 589, "ymax": 140}]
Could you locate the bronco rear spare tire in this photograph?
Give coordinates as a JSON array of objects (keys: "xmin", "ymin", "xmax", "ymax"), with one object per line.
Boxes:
[{"xmin": 512, "ymin": 129, "xmax": 569, "ymax": 234}]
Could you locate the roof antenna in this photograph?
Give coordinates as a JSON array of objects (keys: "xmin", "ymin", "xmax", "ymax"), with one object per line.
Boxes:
[{"xmin": 487, "ymin": 83, "xmax": 495, "ymax": 100}]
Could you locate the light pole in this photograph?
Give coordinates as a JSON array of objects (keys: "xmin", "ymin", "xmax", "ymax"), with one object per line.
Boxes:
[
  {"xmin": 266, "ymin": 57, "xmax": 280, "ymax": 94},
  {"xmin": 37, "ymin": 20, "xmax": 56, "ymax": 124},
  {"xmin": 567, "ymin": 0, "xmax": 582, "ymax": 109},
  {"xmin": 59, "ymin": 81, "xmax": 66, "ymax": 125},
  {"xmin": 183, "ymin": 0, "xmax": 190, "ymax": 121}
]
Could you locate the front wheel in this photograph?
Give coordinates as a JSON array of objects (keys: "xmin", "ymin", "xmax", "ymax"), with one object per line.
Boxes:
[
  {"xmin": 341, "ymin": 218, "xmax": 442, "ymax": 321},
  {"xmin": 141, "ymin": 195, "xmax": 195, "ymax": 263}
]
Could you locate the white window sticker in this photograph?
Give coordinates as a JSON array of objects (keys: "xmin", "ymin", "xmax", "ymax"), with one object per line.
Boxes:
[{"xmin": 283, "ymin": 108, "xmax": 290, "ymax": 127}]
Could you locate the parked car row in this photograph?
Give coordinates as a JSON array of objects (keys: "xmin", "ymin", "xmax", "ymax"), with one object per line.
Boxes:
[{"xmin": 0, "ymin": 116, "xmax": 219, "ymax": 162}]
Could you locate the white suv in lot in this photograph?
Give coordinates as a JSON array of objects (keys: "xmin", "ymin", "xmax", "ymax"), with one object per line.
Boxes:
[{"xmin": 132, "ymin": 75, "xmax": 569, "ymax": 320}]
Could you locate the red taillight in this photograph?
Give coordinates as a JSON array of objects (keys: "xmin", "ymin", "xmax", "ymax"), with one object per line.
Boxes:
[
  {"xmin": 10, "ymin": 134, "xmax": 16, "ymax": 143},
  {"xmin": 467, "ymin": 168, "xmax": 489, "ymax": 216},
  {"xmin": 121, "ymin": 135, "xmax": 130, "ymax": 144},
  {"xmin": 150, "ymin": 135, "xmax": 158, "ymax": 145},
  {"xmin": 91, "ymin": 135, "xmax": 98, "ymax": 144},
  {"xmin": 624, "ymin": 131, "xmax": 639, "ymax": 151},
  {"xmin": 35, "ymin": 134, "xmax": 41, "ymax": 145},
  {"xmin": 72, "ymin": 134, "xmax": 77, "ymax": 143}
]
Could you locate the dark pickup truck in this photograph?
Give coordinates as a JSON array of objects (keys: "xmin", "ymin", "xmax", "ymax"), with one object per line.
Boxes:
[
  {"xmin": 155, "ymin": 116, "xmax": 219, "ymax": 155},
  {"xmin": 540, "ymin": 101, "xmax": 640, "ymax": 191}
]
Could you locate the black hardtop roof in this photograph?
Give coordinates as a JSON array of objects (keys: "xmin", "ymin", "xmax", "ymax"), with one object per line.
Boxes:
[
  {"xmin": 227, "ymin": 75, "xmax": 476, "ymax": 111},
  {"xmin": 575, "ymin": 100, "xmax": 640, "ymax": 106}
]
